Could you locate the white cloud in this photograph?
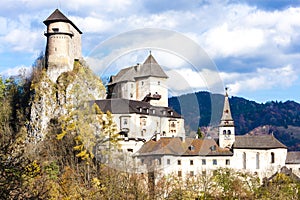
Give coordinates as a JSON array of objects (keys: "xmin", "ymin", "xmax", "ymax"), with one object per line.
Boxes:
[
  {"xmin": 0, "ymin": 65, "xmax": 32, "ymax": 77},
  {"xmin": 221, "ymin": 65, "xmax": 298, "ymax": 95},
  {"xmin": 203, "ymin": 23, "xmax": 265, "ymax": 57}
]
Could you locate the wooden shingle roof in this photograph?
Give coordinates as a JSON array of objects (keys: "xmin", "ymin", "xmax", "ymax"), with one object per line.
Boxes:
[
  {"xmin": 234, "ymin": 134, "xmax": 287, "ymax": 149},
  {"xmin": 44, "ymin": 9, "xmax": 82, "ymax": 34}
]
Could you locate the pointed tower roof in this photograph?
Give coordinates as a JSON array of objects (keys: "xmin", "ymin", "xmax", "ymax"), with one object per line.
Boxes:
[
  {"xmin": 220, "ymin": 88, "xmax": 234, "ymax": 126},
  {"xmin": 138, "ymin": 53, "xmax": 168, "ymax": 78},
  {"xmin": 43, "ymin": 9, "xmax": 82, "ymax": 34}
]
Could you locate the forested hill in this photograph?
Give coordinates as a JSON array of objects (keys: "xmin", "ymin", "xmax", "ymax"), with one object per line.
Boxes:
[{"xmin": 168, "ymin": 91, "xmax": 300, "ymax": 150}]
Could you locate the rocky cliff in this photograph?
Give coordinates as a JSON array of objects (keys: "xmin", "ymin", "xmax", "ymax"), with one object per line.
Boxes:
[{"xmin": 28, "ymin": 60, "xmax": 105, "ymax": 141}]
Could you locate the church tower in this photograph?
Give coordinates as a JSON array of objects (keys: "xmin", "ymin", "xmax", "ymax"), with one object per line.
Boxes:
[
  {"xmin": 219, "ymin": 88, "xmax": 235, "ymax": 148},
  {"xmin": 44, "ymin": 9, "xmax": 82, "ymax": 82}
]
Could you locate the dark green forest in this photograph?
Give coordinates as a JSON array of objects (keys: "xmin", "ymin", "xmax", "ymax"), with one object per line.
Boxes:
[{"xmin": 169, "ymin": 91, "xmax": 300, "ymax": 150}]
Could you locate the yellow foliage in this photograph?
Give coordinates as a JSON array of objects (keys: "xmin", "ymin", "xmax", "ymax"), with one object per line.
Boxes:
[
  {"xmin": 56, "ymin": 130, "xmax": 66, "ymax": 140},
  {"xmin": 73, "ymin": 144, "xmax": 83, "ymax": 151}
]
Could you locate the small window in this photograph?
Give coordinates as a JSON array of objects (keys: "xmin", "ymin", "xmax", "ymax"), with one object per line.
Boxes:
[
  {"xmin": 52, "ymin": 28, "xmax": 59, "ymax": 32},
  {"xmin": 123, "ymin": 118, "xmax": 128, "ymax": 125},
  {"xmin": 256, "ymin": 153, "xmax": 260, "ymax": 169},
  {"xmin": 178, "ymin": 171, "xmax": 182, "ymax": 177},
  {"xmin": 213, "ymin": 159, "xmax": 217, "ymax": 165},
  {"xmin": 141, "ymin": 159, "xmax": 144, "ymax": 164},
  {"xmin": 127, "ymin": 149, "xmax": 133, "ymax": 152},
  {"xmin": 190, "ymin": 160, "xmax": 194, "ymax": 165},
  {"xmin": 167, "ymin": 159, "xmax": 170, "ymax": 165},
  {"xmin": 177, "ymin": 160, "xmax": 181, "ymax": 165},
  {"xmin": 202, "ymin": 170, "xmax": 206, "ymax": 176},
  {"xmin": 202, "ymin": 159, "xmax": 206, "ymax": 165},
  {"xmin": 223, "ymin": 130, "xmax": 226, "ymax": 135},
  {"xmin": 157, "ymin": 158, "xmax": 161, "ymax": 165},
  {"xmin": 130, "ymin": 93, "xmax": 133, "ymax": 98},
  {"xmin": 158, "ymin": 81, "xmax": 160, "ymax": 85},
  {"xmin": 141, "ymin": 81, "xmax": 144, "ymax": 85},
  {"xmin": 189, "ymin": 145, "xmax": 195, "ymax": 151},
  {"xmin": 226, "ymin": 159, "xmax": 230, "ymax": 165},
  {"xmin": 271, "ymin": 152, "xmax": 275, "ymax": 163},
  {"xmin": 228, "ymin": 130, "xmax": 231, "ymax": 135},
  {"xmin": 190, "ymin": 171, "xmax": 194, "ymax": 176},
  {"xmin": 243, "ymin": 152, "xmax": 247, "ymax": 169}
]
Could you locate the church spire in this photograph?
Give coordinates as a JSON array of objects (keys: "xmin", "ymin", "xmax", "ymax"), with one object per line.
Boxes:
[
  {"xmin": 220, "ymin": 87, "xmax": 234, "ymax": 126},
  {"xmin": 218, "ymin": 88, "xmax": 235, "ymax": 148}
]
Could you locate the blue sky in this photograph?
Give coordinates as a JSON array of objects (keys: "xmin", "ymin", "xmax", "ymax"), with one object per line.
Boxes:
[{"xmin": 0, "ymin": 0, "xmax": 300, "ymax": 103}]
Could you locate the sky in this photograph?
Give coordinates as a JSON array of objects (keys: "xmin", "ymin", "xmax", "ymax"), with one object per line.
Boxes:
[{"xmin": 0, "ymin": 0, "xmax": 300, "ymax": 103}]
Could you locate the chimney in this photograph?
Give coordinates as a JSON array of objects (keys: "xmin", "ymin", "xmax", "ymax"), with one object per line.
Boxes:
[
  {"xmin": 155, "ymin": 132, "xmax": 160, "ymax": 141},
  {"xmin": 181, "ymin": 134, "xmax": 185, "ymax": 142}
]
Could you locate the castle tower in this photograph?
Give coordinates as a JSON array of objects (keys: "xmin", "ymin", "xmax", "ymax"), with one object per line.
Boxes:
[
  {"xmin": 44, "ymin": 9, "xmax": 82, "ymax": 82},
  {"xmin": 218, "ymin": 88, "xmax": 235, "ymax": 148},
  {"xmin": 107, "ymin": 53, "xmax": 169, "ymax": 107}
]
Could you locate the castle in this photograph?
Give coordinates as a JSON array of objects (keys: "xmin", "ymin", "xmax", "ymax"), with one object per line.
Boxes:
[{"xmin": 43, "ymin": 9, "xmax": 300, "ymax": 181}]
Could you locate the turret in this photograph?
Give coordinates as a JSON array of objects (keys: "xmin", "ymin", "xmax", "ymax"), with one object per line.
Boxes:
[
  {"xmin": 218, "ymin": 88, "xmax": 235, "ymax": 148},
  {"xmin": 44, "ymin": 9, "xmax": 82, "ymax": 82}
]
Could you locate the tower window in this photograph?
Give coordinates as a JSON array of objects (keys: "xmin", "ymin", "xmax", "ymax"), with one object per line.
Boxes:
[
  {"xmin": 228, "ymin": 130, "xmax": 231, "ymax": 135},
  {"xmin": 223, "ymin": 130, "xmax": 226, "ymax": 135},
  {"xmin": 52, "ymin": 28, "xmax": 59, "ymax": 32},
  {"xmin": 271, "ymin": 152, "xmax": 275, "ymax": 163}
]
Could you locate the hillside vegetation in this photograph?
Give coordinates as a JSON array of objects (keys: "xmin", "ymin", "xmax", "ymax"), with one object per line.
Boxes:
[
  {"xmin": 0, "ymin": 61, "xmax": 300, "ymax": 198},
  {"xmin": 169, "ymin": 91, "xmax": 300, "ymax": 150}
]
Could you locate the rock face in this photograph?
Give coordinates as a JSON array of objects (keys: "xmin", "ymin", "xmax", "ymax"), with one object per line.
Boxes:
[{"xmin": 28, "ymin": 60, "xmax": 105, "ymax": 141}]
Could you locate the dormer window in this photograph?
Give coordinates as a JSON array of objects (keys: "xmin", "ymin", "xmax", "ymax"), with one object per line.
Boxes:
[{"xmin": 189, "ymin": 145, "xmax": 195, "ymax": 151}]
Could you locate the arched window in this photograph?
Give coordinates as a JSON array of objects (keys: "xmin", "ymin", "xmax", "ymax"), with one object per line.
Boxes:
[
  {"xmin": 271, "ymin": 152, "xmax": 275, "ymax": 163},
  {"xmin": 228, "ymin": 130, "xmax": 231, "ymax": 135},
  {"xmin": 223, "ymin": 130, "xmax": 226, "ymax": 135}
]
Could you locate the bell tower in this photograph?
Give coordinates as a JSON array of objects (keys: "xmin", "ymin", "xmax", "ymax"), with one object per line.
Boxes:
[
  {"xmin": 219, "ymin": 88, "xmax": 235, "ymax": 148},
  {"xmin": 44, "ymin": 9, "xmax": 82, "ymax": 82}
]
